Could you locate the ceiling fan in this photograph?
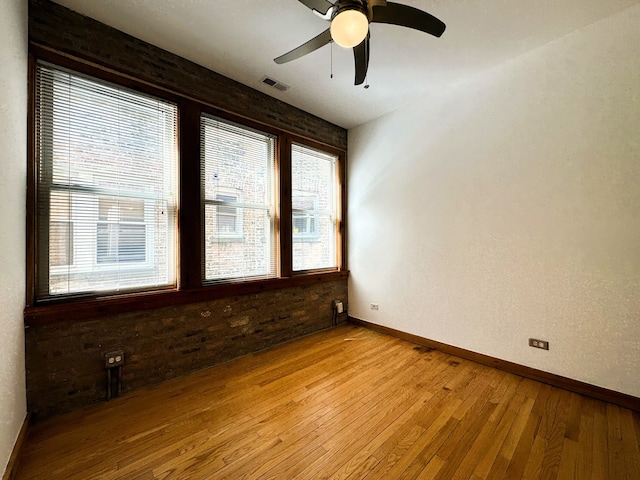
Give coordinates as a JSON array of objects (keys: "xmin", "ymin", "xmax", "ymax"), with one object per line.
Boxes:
[{"xmin": 274, "ymin": 0, "xmax": 446, "ymax": 86}]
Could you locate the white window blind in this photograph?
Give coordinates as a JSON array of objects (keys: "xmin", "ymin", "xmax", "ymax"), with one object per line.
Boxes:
[
  {"xmin": 35, "ymin": 62, "xmax": 178, "ymax": 298},
  {"xmin": 291, "ymin": 143, "xmax": 338, "ymax": 271},
  {"xmin": 201, "ymin": 114, "xmax": 277, "ymax": 282}
]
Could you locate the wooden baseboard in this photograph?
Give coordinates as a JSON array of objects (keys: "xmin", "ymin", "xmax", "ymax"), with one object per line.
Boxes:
[
  {"xmin": 349, "ymin": 316, "xmax": 640, "ymax": 412},
  {"xmin": 2, "ymin": 414, "xmax": 29, "ymax": 480}
]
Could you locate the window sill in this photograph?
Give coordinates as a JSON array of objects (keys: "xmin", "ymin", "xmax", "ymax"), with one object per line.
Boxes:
[{"xmin": 24, "ymin": 270, "xmax": 349, "ymax": 326}]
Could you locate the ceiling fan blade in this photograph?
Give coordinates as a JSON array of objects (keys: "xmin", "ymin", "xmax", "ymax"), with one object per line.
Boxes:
[
  {"xmin": 371, "ymin": 2, "xmax": 446, "ymax": 38},
  {"xmin": 297, "ymin": 0, "xmax": 335, "ymax": 15},
  {"xmin": 274, "ymin": 29, "xmax": 333, "ymax": 64},
  {"xmin": 353, "ymin": 35, "xmax": 370, "ymax": 85},
  {"xmin": 366, "ymin": 0, "xmax": 387, "ymax": 20}
]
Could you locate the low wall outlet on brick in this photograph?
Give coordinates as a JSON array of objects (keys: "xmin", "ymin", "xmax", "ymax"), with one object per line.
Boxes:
[{"xmin": 105, "ymin": 350, "xmax": 125, "ymax": 367}]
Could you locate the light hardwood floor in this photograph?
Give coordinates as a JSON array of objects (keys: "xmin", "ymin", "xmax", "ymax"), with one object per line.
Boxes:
[{"xmin": 16, "ymin": 325, "xmax": 640, "ymax": 479}]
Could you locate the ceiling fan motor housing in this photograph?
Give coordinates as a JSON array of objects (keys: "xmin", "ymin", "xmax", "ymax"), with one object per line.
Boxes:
[
  {"xmin": 332, "ymin": 0, "xmax": 370, "ymax": 21},
  {"xmin": 330, "ymin": 0, "xmax": 370, "ymax": 48}
]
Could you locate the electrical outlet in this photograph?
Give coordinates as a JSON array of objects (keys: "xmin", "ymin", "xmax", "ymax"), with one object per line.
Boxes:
[
  {"xmin": 334, "ymin": 300, "xmax": 344, "ymax": 314},
  {"xmin": 370, "ymin": 303, "xmax": 379, "ymax": 310},
  {"xmin": 104, "ymin": 350, "xmax": 125, "ymax": 368},
  {"xmin": 528, "ymin": 338, "xmax": 549, "ymax": 350}
]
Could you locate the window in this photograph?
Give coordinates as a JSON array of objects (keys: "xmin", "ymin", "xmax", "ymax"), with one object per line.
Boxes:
[
  {"xmin": 291, "ymin": 143, "xmax": 339, "ymax": 271},
  {"xmin": 201, "ymin": 114, "xmax": 276, "ymax": 282},
  {"xmin": 34, "ymin": 62, "xmax": 178, "ymax": 298},
  {"xmin": 29, "ymin": 54, "xmax": 345, "ymax": 313}
]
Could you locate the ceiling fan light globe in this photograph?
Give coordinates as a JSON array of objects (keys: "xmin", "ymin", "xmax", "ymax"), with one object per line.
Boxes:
[{"xmin": 330, "ymin": 9, "xmax": 368, "ymax": 48}]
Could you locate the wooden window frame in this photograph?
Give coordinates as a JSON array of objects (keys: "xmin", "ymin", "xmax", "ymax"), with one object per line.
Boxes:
[
  {"xmin": 25, "ymin": 47, "xmax": 348, "ymax": 325},
  {"xmin": 199, "ymin": 111, "xmax": 277, "ymax": 282}
]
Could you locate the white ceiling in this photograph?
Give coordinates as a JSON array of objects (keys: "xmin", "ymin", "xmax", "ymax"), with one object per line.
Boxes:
[{"xmin": 52, "ymin": 0, "xmax": 640, "ymax": 129}]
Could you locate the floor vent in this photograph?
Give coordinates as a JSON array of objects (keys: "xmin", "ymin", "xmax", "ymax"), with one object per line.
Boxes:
[{"xmin": 261, "ymin": 76, "xmax": 289, "ymax": 92}]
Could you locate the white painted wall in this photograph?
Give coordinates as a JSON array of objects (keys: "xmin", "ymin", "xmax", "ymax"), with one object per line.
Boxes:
[
  {"xmin": 0, "ymin": 0, "xmax": 28, "ymax": 475},
  {"xmin": 348, "ymin": 5, "xmax": 640, "ymax": 397}
]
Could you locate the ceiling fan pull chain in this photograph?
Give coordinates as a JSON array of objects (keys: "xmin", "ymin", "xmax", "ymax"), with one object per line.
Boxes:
[
  {"xmin": 330, "ymin": 40, "xmax": 334, "ymax": 79},
  {"xmin": 364, "ymin": 37, "xmax": 370, "ymax": 88}
]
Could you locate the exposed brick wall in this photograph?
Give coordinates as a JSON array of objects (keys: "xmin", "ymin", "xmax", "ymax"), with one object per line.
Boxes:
[
  {"xmin": 26, "ymin": 279, "xmax": 348, "ymax": 421},
  {"xmin": 28, "ymin": 0, "xmax": 347, "ymax": 150},
  {"xmin": 26, "ymin": 0, "xmax": 349, "ymax": 421}
]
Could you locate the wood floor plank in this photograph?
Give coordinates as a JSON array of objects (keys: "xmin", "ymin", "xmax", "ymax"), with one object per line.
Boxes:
[
  {"xmin": 485, "ymin": 454, "xmax": 511, "ymax": 480},
  {"xmin": 432, "ymin": 399, "xmax": 496, "ymax": 480},
  {"xmin": 564, "ymin": 393, "xmax": 583, "ymax": 442},
  {"xmin": 521, "ymin": 434, "xmax": 547, "ymax": 479},
  {"xmin": 365, "ymin": 392, "xmax": 462, "ymax": 480},
  {"xmin": 499, "ymin": 395, "xmax": 537, "ymax": 460},
  {"xmin": 451, "ymin": 388, "xmax": 519, "ymax": 480},
  {"xmin": 395, "ymin": 415, "xmax": 459, "ymax": 480},
  {"xmin": 471, "ymin": 403, "xmax": 519, "ymax": 479},
  {"xmin": 415, "ymin": 455, "xmax": 445, "ymax": 479},
  {"xmin": 500, "ymin": 403, "xmax": 541, "ymax": 478},
  {"xmin": 15, "ymin": 325, "xmax": 640, "ymax": 480},
  {"xmin": 634, "ymin": 411, "xmax": 640, "ymax": 452},
  {"xmin": 607, "ymin": 403, "xmax": 627, "ymax": 480},
  {"xmin": 620, "ymin": 409, "xmax": 640, "ymax": 479},
  {"xmin": 592, "ymin": 405, "xmax": 610, "ymax": 479},
  {"xmin": 539, "ymin": 388, "xmax": 572, "ymax": 478},
  {"xmin": 576, "ymin": 413, "xmax": 594, "ymax": 480},
  {"xmin": 556, "ymin": 438, "xmax": 579, "ymax": 480}
]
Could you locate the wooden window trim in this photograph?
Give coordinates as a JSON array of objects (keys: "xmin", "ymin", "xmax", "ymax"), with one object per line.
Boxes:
[
  {"xmin": 24, "ymin": 270, "xmax": 349, "ymax": 326},
  {"xmin": 26, "ymin": 46, "xmax": 348, "ymax": 324}
]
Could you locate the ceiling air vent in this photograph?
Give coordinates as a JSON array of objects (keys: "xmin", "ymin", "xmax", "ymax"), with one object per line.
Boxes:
[{"xmin": 261, "ymin": 76, "xmax": 289, "ymax": 92}]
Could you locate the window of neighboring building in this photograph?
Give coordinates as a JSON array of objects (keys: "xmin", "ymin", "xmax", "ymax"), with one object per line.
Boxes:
[
  {"xmin": 49, "ymin": 192, "xmax": 73, "ymax": 267},
  {"xmin": 291, "ymin": 143, "xmax": 338, "ymax": 271},
  {"xmin": 214, "ymin": 193, "xmax": 242, "ymax": 237},
  {"xmin": 201, "ymin": 114, "xmax": 277, "ymax": 282},
  {"xmin": 34, "ymin": 62, "xmax": 178, "ymax": 298},
  {"xmin": 292, "ymin": 193, "xmax": 319, "ymax": 239},
  {"xmin": 96, "ymin": 197, "xmax": 147, "ymax": 264}
]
